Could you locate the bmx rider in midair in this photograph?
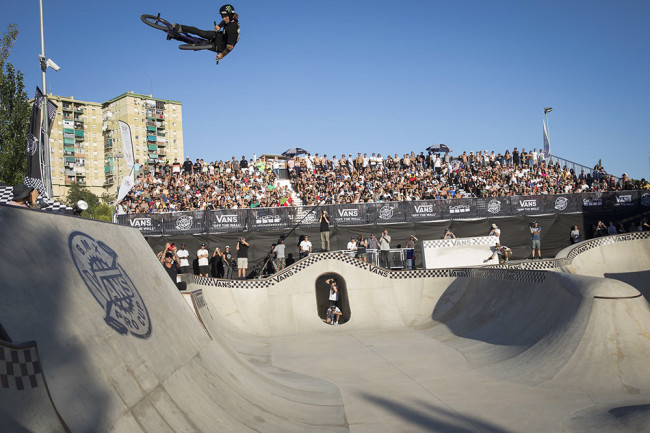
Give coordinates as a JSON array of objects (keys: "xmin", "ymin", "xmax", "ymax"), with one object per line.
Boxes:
[{"xmin": 173, "ymin": 4, "xmax": 240, "ymax": 63}]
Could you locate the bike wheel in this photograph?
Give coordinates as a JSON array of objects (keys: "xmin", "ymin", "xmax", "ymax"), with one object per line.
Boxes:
[
  {"xmin": 178, "ymin": 42, "xmax": 215, "ymax": 51},
  {"xmin": 141, "ymin": 14, "xmax": 169, "ymax": 31}
]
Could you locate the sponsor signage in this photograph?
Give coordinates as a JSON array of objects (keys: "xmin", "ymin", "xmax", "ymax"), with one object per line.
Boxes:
[
  {"xmin": 207, "ymin": 210, "xmax": 246, "ymax": 232},
  {"xmin": 511, "ymin": 196, "xmax": 542, "ymax": 214},
  {"xmin": 119, "ymin": 192, "xmax": 647, "ymax": 235},
  {"xmin": 335, "ymin": 205, "xmax": 365, "ymax": 225},
  {"xmin": 250, "ymin": 209, "xmax": 289, "ymax": 230},
  {"xmin": 406, "ymin": 201, "xmax": 439, "ymax": 221}
]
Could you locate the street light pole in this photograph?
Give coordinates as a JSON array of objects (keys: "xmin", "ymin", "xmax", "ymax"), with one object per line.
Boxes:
[{"xmin": 39, "ymin": 0, "xmax": 53, "ymax": 199}]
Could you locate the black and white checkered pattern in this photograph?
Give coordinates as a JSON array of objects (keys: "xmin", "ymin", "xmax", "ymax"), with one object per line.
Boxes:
[
  {"xmin": 185, "ymin": 249, "xmax": 551, "ymax": 287},
  {"xmin": 423, "ymin": 236, "xmax": 496, "ymax": 249},
  {"xmin": 186, "ymin": 233, "xmax": 650, "ymax": 289},
  {"xmin": 0, "ymin": 184, "xmax": 73, "ymax": 214},
  {"xmin": 0, "ymin": 341, "xmax": 43, "ymax": 391},
  {"xmin": 565, "ymin": 232, "xmax": 650, "ymax": 262}
]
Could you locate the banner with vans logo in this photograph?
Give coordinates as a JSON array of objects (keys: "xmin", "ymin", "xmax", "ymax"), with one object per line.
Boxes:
[
  {"xmin": 118, "ymin": 191, "xmax": 648, "ymax": 235},
  {"xmin": 206, "ymin": 209, "xmax": 247, "ymax": 232}
]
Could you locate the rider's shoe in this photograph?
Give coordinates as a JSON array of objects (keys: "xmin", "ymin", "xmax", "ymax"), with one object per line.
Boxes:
[{"xmin": 167, "ymin": 23, "xmax": 183, "ymax": 40}]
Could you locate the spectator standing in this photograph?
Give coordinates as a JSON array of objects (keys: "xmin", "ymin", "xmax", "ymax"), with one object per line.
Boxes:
[
  {"xmin": 211, "ymin": 247, "xmax": 224, "ymax": 278},
  {"xmin": 443, "ymin": 228, "xmax": 456, "ymax": 239},
  {"xmin": 197, "ymin": 243, "xmax": 210, "ymax": 277},
  {"xmin": 368, "ymin": 233, "xmax": 379, "ymax": 250},
  {"xmin": 159, "ymin": 248, "xmax": 187, "ymax": 291},
  {"xmin": 273, "ymin": 239, "xmax": 286, "ymax": 270},
  {"xmin": 357, "ymin": 235, "xmax": 368, "ymax": 263},
  {"xmin": 236, "ymin": 237, "xmax": 250, "ymax": 279},
  {"xmin": 570, "ymin": 225, "xmax": 581, "ymax": 244},
  {"xmin": 299, "ymin": 235, "xmax": 312, "ymax": 259},
  {"xmin": 182, "ymin": 157, "xmax": 193, "ymax": 174},
  {"xmin": 177, "ymin": 243, "xmax": 191, "ymax": 274},
  {"xmin": 379, "ymin": 229, "xmax": 391, "ymax": 268},
  {"xmin": 405, "ymin": 235, "xmax": 418, "ymax": 269},
  {"xmin": 530, "ymin": 221, "xmax": 542, "ymax": 259},
  {"xmin": 223, "ymin": 246, "xmax": 235, "ymax": 279},
  {"xmin": 346, "ymin": 237, "xmax": 358, "ymax": 257},
  {"xmin": 319, "ymin": 210, "xmax": 331, "ymax": 251},
  {"xmin": 607, "ymin": 221, "xmax": 617, "ymax": 236},
  {"xmin": 489, "ymin": 223, "xmax": 501, "ymax": 242}
]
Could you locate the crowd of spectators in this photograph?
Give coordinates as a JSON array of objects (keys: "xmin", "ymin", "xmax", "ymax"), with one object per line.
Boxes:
[
  {"xmin": 287, "ymin": 148, "xmax": 649, "ymax": 205},
  {"xmin": 116, "ymin": 148, "xmax": 649, "ymax": 213},
  {"xmin": 117, "ymin": 156, "xmax": 292, "ymax": 214}
]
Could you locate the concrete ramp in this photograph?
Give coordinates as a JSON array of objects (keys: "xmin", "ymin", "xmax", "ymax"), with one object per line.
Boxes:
[
  {"xmin": 187, "ymin": 239, "xmax": 650, "ymax": 431},
  {"xmin": 0, "ymin": 206, "xmax": 347, "ymax": 433},
  {"xmin": 3, "ymin": 203, "xmax": 650, "ymax": 432},
  {"xmin": 556, "ymin": 232, "xmax": 650, "ymax": 299}
]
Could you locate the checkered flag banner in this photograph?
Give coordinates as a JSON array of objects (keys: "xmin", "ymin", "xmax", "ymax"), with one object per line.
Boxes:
[{"xmin": 25, "ymin": 88, "xmax": 58, "ymax": 200}]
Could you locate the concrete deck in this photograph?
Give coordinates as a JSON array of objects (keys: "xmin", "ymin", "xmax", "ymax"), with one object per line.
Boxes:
[{"xmin": 1, "ymin": 205, "xmax": 649, "ymax": 432}]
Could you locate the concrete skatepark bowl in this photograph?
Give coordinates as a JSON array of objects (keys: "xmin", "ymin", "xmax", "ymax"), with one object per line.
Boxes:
[{"xmin": 1, "ymin": 205, "xmax": 649, "ymax": 432}]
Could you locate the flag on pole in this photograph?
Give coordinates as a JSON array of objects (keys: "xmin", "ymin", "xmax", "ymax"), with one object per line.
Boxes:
[
  {"xmin": 116, "ymin": 121, "xmax": 135, "ymax": 202},
  {"xmin": 543, "ymin": 119, "xmax": 551, "ymax": 157},
  {"xmin": 24, "ymin": 87, "xmax": 57, "ymax": 199}
]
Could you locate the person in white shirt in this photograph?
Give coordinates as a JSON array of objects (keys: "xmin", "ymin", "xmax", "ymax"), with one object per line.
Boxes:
[
  {"xmin": 273, "ymin": 239, "xmax": 286, "ymax": 270},
  {"xmin": 176, "ymin": 243, "xmax": 190, "ymax": 274},
  {"xmin": 299, "ymin": 235, "xmax": 312, "ymax": 259},
  {"xmin": 346, "ymin": 237, "xmax": 357, "ymax": 257},
  {"xmin": 379, "ymin": 229, "xmax": 391, "ymax": 268},
  {"xmin": 197, "ymin": 244, "xmax": 210, "ymax": 277},
  {"xmin": 489, "ymin": 223, "xmax": 501, "ymax": 243}
]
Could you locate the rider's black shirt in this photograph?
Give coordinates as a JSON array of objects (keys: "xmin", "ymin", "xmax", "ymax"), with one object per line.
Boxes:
[{"xmin": 217, "ymin": 19, "xmax": 240, "ymax": 51}]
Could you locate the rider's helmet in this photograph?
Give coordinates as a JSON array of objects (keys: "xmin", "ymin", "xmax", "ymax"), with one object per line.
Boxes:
[{"xmin": 219, "ymin": 4, "xmax": 236, "ymax": 19}]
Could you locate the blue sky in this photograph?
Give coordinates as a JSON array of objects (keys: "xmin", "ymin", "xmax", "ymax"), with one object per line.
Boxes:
[{"xmin": 3, "ymin": 0, "xmax": 649, "ymax": 179}]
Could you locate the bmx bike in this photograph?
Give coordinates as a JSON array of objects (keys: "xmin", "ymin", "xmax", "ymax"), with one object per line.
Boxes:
[{"xmin": 141, "ymin": 14, "xmax": 217, "ymax": 53}]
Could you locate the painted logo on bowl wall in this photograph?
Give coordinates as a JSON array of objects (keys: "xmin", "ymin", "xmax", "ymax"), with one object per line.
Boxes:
[{"xmin": 69, "ymin": 231, "xmax": 151, "ymax": 339}]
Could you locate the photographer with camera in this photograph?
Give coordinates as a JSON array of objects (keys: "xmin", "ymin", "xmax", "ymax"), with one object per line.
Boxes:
[
  {"xmin": 236, "ymin": 237, "xmax": 250, "ymax": 279},
  {"xmin": 159, "ymin": 245, "xmax": 187, "ymax": 291},
  {"xmin": 319, "ymin": 210, "xmax": 331, "ymax": 251},
  {"xmin": 487, "ymin": 243, "xmax": 512, "ymax": 264}
]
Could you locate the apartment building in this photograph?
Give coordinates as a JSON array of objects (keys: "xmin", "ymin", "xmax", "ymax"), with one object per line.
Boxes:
[
  {"xmin": 103, "ymin": 92, "xmax": 184, "ymax": 196},
  {"xmin": 47, "ymin": 95, "xmax": 104, "ymax": 198},
  {"xmin": 45, "ymin": 91, "xmax": 183, "ymax": 200}
]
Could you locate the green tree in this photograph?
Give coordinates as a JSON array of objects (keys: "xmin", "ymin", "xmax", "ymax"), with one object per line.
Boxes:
[
  {"xmin": 65, "ymin": 183, "xmax": 114, "ymax": 222},
  {"xmin": 0, "ymin": 24, "xmax": 31, "ymax": 185}
]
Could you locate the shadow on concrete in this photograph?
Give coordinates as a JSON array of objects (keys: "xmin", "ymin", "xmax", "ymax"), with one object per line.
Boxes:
[
  {"xmin": 430, "ymin": 276, "xmax": 582, "ymax": 348},
  {"xmin": 605, "ymin": 271, "xmax": 650, "ymax": 301},
  {"xmin": 359, "ymin": 392, "xmax": 516, "ymax": 433},
  {"xmin": 0, "ymin": 206, "xmax": 111, "ymax": 432}
]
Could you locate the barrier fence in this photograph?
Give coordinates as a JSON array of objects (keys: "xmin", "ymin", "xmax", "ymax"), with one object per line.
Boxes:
[{"xmin": 118, "ymin": 191, "xmax": 650, "ymax": 236}]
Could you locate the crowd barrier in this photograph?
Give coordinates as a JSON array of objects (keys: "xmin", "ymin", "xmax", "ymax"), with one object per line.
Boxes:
[{"xmin": 118, "ymin": 191, "xmax": 650, "ymax": 236}]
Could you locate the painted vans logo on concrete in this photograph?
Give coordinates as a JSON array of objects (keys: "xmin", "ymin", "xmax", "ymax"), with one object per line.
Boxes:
[{"xmin": 69, "ymin": 231, "xmax": 152, "ymax": 339}]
